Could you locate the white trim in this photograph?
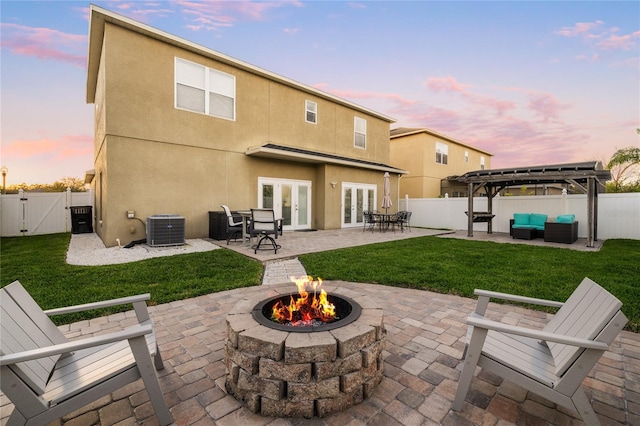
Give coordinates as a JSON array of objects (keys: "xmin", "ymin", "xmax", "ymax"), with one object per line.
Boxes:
[{"xmin": 305, "ymin": 100, "xmax": 317, "ymax": 124}]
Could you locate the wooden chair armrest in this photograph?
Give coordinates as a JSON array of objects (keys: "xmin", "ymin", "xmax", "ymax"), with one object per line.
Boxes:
[
  {"xmin": 474, "ymin": 289, "xmax": 564, "ymax": 308},
  {"xmin": 467, "ymin": 315, "xmax": 609, "ymax": 350},
  {"xmin": 0, "ymin": 323, "xmax": 153, "ymax": 366},
  {"xmin": 44, "ymin": 293, "xmax": 151, "ymax": 316}
]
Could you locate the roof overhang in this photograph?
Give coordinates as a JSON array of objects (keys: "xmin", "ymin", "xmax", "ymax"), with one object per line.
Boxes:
[
  {"xmin": 84, "ymin": 169, "xmax": 95, "ymax": 184},
  {"xmin": 246, "ymin": 144, "xmax": 408, "ymax": 174}
]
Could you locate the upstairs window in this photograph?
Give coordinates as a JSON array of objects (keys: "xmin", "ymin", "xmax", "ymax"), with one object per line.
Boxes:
[
  {"xmin": 305, "ymin": 100, "xmax": 317, "ymax": 124},
  {"xmin": 436, "ymin": 142, "xmax": 448, "ymax": 164},
  {"xmin": 480, "ymin": 156, "xmax": 485, "ymax": 170},
  {"xmin": 465, "ymin": 151, "xmax": 469, "ymax": 163},
  {"xmin": 354, "ymin": 117, "xmax": 367, "ymax": 149},
  {"xmin": 175, "ymin": 58, "xmax": 235, "ymax": 120}
]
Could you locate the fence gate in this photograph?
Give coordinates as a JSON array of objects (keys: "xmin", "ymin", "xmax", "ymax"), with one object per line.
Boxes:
[{"xmin": 0, "ymin": 189, "xmax": 93, "ymax": 237}]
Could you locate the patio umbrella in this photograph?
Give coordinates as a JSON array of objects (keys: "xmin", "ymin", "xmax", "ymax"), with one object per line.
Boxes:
[{"xmin": 381, "ymin": 172, "xmax": 392, "ymax": 214}]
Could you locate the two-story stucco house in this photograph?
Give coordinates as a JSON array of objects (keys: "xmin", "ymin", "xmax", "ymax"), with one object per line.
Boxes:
[
  {"xmin": 390, "ymin": 127, "xmax": 492, "ymax": 198},
  {"xmin": 85, "ymin": 6, "xmax": 406, "ymax": 247}
]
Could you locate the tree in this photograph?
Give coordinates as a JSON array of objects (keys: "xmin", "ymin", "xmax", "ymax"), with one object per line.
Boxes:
[
  {"xmin": 5, "ymin": 177, "xmax": 87, "ymax": 194},
  {"xmin": 606, "ymin": 147, "xmax": 640, "ymax": 192}
]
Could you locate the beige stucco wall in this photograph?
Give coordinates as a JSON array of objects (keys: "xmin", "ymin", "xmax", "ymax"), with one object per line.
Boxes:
[
  {"xmin": 390, "ymin": 131, "xmax": 491, "ymax": 198},
  {"xmin": 90, "ymin": 22, "xmax": 396, "ymax": 246}
]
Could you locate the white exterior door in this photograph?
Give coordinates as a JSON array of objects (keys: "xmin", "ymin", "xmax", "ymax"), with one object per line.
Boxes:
[
  {"xmin": 342, "ymin": 183, "xmax": 376, "ymax": 228},
  {"xmin": 258, "ymin": 178, "xmax": 311, "ymax": 231}
]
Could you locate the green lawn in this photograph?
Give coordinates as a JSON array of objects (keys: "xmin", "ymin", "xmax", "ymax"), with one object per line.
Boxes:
[
  {"xmin": 0, "ymin": 233, "xmax": 263, "ymax": 324},
  {"xmin": 300, "ymin": 237, "xmax": 640, "ymax": 332},
  {"xmin": 2, "ymin": 233, "xmax": 638, "ymax": 332}
]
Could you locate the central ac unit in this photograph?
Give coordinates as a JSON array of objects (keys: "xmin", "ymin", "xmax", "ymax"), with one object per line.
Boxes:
[{"xmin": 146, "ymin": 215, "xmax": 185, "ymax": 247}]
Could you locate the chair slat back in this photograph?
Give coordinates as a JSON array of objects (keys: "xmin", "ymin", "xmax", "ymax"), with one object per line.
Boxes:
[
  {"xmin": 543, "ymin": 277, "xmax": 623, "ymax": 376},
  {"xmin": 251, "ymin": 209, "xmax": 276, "ymax": 232},
  {"xmin": 0, "ymin": 281, "xmax": 68, "ymax": 395}
]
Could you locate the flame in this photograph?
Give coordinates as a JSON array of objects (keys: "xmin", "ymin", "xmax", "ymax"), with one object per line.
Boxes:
[{"xmin": 271, "ymin": 276, "xmax": 337, "ymax": 326}]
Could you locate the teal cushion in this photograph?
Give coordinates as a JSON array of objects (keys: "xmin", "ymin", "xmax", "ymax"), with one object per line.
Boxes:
[
  {"xmin": 531, "ymin": 224, "xmax": 545, "ymax": 231},
  {"xmin": 556, "ymin": 214, "xmax": 575, "ymax": 223},
  {"xmin": 513, "ymin": 213, "xmax": 530, "ymax": 225},
  {"xmin": 530, "ymin": 214, "xmax": 547, "ymax": 227},
  {"xmin": 512, "ymin": 224, "xmax": 534, "ymax": 229}
]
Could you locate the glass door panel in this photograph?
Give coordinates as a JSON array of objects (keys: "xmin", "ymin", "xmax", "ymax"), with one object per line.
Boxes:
[
  {"xmin": 258, "ymin": 178, "xmax": 311, "ymax": 231},
  {"xmin": 297, "ymin": 185, "xmax": 309, "ymax": 227},
  {"xmin": 342, "ymin": 183, "xmax": 376, "ymax": 228}
]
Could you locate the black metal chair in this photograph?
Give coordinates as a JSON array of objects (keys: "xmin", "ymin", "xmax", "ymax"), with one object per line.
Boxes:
[
  {"xmin": 249, "ymin": 208, "xmax": 281, "ymax": 254},
  {"xmin": 397, "ymin": 211, "xmax": 412, "ymax": 232},
  {"xmin": 363, "ymin": 211, "xmax": 378, "ymax": 232},
  {"xmin": 221, "ymin": 205, "xmax": 243, "ymax": 245}
]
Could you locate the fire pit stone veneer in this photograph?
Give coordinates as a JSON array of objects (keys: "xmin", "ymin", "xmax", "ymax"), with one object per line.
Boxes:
[{"xmin": 224, "ymin": 282, "xmax": 386, "ymax": 418}]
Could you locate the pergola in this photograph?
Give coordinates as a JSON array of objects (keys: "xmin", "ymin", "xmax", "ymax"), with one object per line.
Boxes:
[{"xmin": 452, "ymin": 161, "xmax": 611, "ymax": 247}]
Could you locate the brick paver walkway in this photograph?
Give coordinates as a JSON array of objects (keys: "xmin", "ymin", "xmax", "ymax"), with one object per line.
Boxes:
[{"xmin": 3, "ymin": 281, "xmax": 637, "ymax": 425}]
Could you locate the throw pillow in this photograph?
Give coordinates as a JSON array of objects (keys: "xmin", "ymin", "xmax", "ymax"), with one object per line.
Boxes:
[
  {"xmin": 556, "ymin": 214, "xmax": 575, "ymax": 223},
  {"xmin": 513, "ymin": 213, "xmax": 530, "ymax": 225}
]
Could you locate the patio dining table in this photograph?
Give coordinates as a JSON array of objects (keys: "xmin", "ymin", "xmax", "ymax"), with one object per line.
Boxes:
[{"xmin": 372, "ymin": 212, "xmax": 395, "ymax": 233}]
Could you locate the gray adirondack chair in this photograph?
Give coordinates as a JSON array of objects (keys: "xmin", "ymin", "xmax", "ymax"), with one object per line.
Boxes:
[
  {"xmin": 453, "ymin": 277, "xmax": 627, "ymax": 425},
  {"xmin": 0, "ymin": 281, "xmax": 173, "ymax": 425}
]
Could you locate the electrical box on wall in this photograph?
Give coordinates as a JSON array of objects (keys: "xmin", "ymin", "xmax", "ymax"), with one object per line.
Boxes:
[{"xmin": 127, "ymin": 211, "xmax": 135, "ymax": 218}]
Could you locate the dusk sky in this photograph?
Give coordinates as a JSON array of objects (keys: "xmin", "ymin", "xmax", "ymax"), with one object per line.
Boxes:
[{"xmin": 1, "ymin": 1, "xmax": 638, "ymax": 185}]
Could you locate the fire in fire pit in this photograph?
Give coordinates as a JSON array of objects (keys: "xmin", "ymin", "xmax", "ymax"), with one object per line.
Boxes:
[{"xmin": 252, "ymin": 276, "xmax": 361, "ymax": 332}]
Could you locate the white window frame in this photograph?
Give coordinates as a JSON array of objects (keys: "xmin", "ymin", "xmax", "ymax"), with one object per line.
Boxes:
[
  {"xmin": 480, "ymin": 156, "xmax": 485, "ymax": 170},
  {"xmin": 175, "ymin": 57, "xmax": 236, "ymax": 121},
  {"xmin": 305, "ymin": 100, "xmax": 317, "ymax": 124},
  {"xmin": 465, "ymin": 151, "xmax": 469, "ymax": 163},
  {"xmin": 354, "ymin": 117, "xmax": 367, "ymax": 149},
  {"xmin": 436, "ymin": 142, "xmax": 448, "ymax": 165}
]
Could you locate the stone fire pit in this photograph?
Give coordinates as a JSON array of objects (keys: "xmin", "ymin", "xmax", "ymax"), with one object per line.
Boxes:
[{"xmin": 224, "ymin": 281, "xmax": 386, "ymax": 418}]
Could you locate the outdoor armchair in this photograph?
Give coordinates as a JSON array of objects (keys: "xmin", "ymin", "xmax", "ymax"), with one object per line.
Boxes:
[
  {"xmin": 453, "ymin": 277, "xmax": 627, "ymax": 425},
  {"xmin": 0, "ymin": 281, "xmax": 172, "ymax": 425}
]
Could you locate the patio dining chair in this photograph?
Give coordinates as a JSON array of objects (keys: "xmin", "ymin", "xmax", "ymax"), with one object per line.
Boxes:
[
  {"xmin": 453, "ymin": 277, "xmax": 627, "ymax": 425},
  {"xmin": 249, "ymin": 208, "xmax": 281, "ymax": 254},
  {"xmin": 221, "ymin": 204, "xmax": 244, "ymax": 244},
  {"xmin": 0, "ymin": 281, "xmax": 172, "ymax": 426},
  {"xmin": 363, "ymin": 211, "xmax": 378, "ymax": 233}
]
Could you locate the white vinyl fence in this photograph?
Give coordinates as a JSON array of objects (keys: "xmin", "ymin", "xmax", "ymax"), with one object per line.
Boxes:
[
  {"xmin": 399, "ymin": 193, "xmax": 640, "ymax": 240},
  {"xmin": 0, "ymin": 189, "xmax": 93, "ymax": 237}
]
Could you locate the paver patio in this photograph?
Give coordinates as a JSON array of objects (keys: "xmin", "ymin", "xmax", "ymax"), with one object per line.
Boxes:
[{"xmin": 1, "ymin": 228, "xmax": 634, "ymax": 425}]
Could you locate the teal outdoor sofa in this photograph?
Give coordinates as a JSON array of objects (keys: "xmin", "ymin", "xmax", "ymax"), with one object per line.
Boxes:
[{"xmin": 510, "ymin": 213, "xmax": 578, "ymax": 243}]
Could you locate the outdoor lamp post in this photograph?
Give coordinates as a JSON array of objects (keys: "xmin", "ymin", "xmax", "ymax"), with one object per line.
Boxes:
[{"xmin": 1, "ymin": 166, "xmax": 7, "ymax": 194}]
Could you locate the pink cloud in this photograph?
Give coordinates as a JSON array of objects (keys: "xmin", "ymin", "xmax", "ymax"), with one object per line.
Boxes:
[
  {"xmin": 555, "ymin": 21, "xmax": 639, "ymax": 52},
  {"xmin": 173, "ymin": 0, "xmax": 303, "ymax": 31},
  {"xmin": 0, "ymin": 23, "xmax": 86, "ymax": 67},
  {"xmin": 527, "ymin": 94, "xmax": 570, "ymax": 123},
  {"xmin": 424, "ymin": 76, "xmax": 470, "ymax": 94},
  {"xmin": 555, "ymin": 20, "xmax": 604, "ymax": 37},
  {"xmin": 425, "ymin": 76, "xmax": 516, "ymax": 116},
  {"xmin": 2, "ymin": 135, "xmax": 93, "ymax": 161},
  {"xmin": 596, "ymin": 31, "xmax": 640, "ymax": 50}
]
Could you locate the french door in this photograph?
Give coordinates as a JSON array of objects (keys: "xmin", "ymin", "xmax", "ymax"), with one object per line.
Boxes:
[
  {"xmin": 258, "ymin": 178, "xmax": 311, "ymax": 231},
  {"xmin": 342, "ymin": 183, "xmax": 376, "ymax": 228}
]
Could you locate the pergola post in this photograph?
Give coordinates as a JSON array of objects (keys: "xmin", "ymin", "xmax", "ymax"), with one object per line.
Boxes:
[
  {"xmin": 486, "ymin": 186, "xmax": 493, "ymax": 234},
  {"xmin": 467, "ymin": 183, "xmax": 474, "ymax": 237},
  {"xmin": 587, "ymin": 177, "xmax": 595, "ymax": 248}
]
